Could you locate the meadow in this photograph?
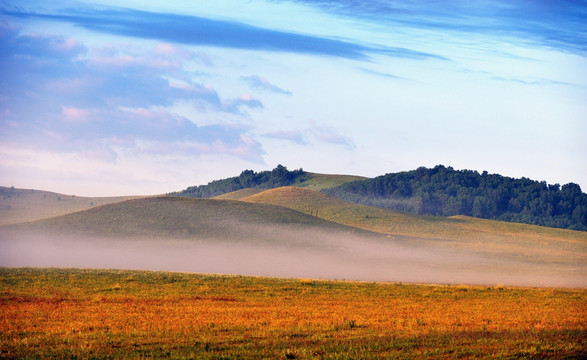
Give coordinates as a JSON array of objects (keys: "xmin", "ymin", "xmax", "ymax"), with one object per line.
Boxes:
[{"xmin": 1, "ymin": 268, "xmax": 585, "ymax": 359}]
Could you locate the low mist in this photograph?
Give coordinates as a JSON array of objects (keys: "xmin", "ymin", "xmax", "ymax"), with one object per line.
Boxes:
[{"xmin": 1, "ymin": 227, "xmax": 585, "ymax": 288}]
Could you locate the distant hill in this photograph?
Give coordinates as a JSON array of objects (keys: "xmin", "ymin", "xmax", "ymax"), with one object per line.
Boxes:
[
  {"xmin": 0, "ymin": 186, "xmax": 143, "ymax": 226},
  {"xmin": 0, "ymin": 196, "xmax": 373, "ymax": 245},
  {"xmin": 171, "ymin": 165, "xmax": 586, "ymax": 231},
  {"xmin": 323, "ymin": 165, "xmax": 587, "ymax": 231},
  {"xmin": 169, "ymin": 165, "xmax": 365, "ymax": 198}
]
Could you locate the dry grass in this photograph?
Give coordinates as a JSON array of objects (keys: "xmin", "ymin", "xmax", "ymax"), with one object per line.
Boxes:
[{"xmin": 1, "ymin": 268, "xmax": 585, "ymax": 359}]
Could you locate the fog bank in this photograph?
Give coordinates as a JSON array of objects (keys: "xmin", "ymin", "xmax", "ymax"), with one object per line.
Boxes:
[{"xmin": 1, "ymin": 230, "xmax": 584, "ymax": 288}]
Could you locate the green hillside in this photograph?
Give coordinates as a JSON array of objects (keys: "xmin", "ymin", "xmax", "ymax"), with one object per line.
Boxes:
[
  {"xmin": 242, "ymin": 187, "xmax": 587, "ymax": 264},
  {"xmin": 0, "ymin": 186, "xmax": 143, "ymax": 226}
]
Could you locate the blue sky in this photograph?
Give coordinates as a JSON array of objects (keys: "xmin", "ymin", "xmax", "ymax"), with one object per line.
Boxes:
[{"xmin": 1, "ymin": 0, "xmax": 586, "ymax": 196}]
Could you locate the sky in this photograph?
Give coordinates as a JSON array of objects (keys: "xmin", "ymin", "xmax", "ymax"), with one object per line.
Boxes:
[{"xmin": 1, "ymin": 0, "xmax": 586, "ymax": 196}]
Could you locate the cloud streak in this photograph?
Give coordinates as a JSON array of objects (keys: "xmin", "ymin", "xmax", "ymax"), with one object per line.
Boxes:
[
  {"xmin": 3, "ymin": 6, "xmax": 446, "ymax": 61},
  {"xmin": 286, "ymin": 0, "xmax": 587, "ymax": 54},
  {"xmin": 241, "ymin": 75, "xmax": 292, "ymax": 95}
]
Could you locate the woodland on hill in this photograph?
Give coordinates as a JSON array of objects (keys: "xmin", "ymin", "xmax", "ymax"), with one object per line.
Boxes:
[
  {"xmin": 324, "ymin": 165, "xmax": 587, "ymax": 231},
  {"xmin": 171, "ymin": 165, "xmax": 587, "ymax": 231}
]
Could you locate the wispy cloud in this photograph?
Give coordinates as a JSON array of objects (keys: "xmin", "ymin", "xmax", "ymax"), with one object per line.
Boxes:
[
  {"xmin": 2, "ymin": 6, "xmax": 447, "ymax": 61},
  {"xmin": 263, "ymin": 120, "xmax": 355, "ymax": 150},
  {"xmin": 360, "ymin": 68, "xmax": 404, "ymax": 80},
  {"xmin": 262, "ymin": 129, "xmax": 307, "ymax": 144},
  {"xmin": 308, "ymin": 120, "xmax": 356, "ymax": 150},
  {"xmin": 490, "ymin": 76, "xmax": 574, "ymax": 87},
  {"xmin": 241, "ymin": 75, "xmax": 292, "ymax": 95}
]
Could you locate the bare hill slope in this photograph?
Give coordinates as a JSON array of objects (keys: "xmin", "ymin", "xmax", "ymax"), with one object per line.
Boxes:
[{"xmin": 0, "ymin": 186, "xmax": 143, "ymax": 226}]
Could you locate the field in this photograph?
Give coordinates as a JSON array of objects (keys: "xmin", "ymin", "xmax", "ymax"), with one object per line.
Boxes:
[{"xmin": 1, "ymin": 268, "xmax": 585, "ymax": 359}]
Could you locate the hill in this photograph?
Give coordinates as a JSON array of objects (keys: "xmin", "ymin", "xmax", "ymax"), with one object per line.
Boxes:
[
  {"xmin": 0, "ymin": 186, "xmax": 143, "ymax": 226},
  {"xmin": 169, "ymin": 164, "xmax": 365, "ymax": 198},
  {"xmin": 323, "ymin": 165, "xmax": 587, "ymax": 231},
  {"xmin": 0, "ymin": 196, "xmax": 373, "ymax": 244},
  {"xmin": 242, "ymin": 187, "xmax": 587, "ymax": 266},
  {"xmin": 171, "ymin": 164, "xmax": 587, "ymax": 231}
]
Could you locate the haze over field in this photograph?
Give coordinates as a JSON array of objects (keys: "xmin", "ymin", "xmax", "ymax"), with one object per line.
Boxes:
[
  {"xmin": 1, "ymin": 1, "xmax": 586, "ymax": 196},
  {"xmin": 1, "ymin": 195, "xmax": 585, "ymax": 287}
]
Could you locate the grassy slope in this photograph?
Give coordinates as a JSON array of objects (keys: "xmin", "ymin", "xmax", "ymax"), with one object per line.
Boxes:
[
  {"xmin": 1, "ymin": 268, "xmax": 585, "ymax": 359},
  {"xmin": 210, "ymin": 172, "xmax": 366, "ymax": 200},
  {"xmin": 296, "ymin": 172, "xmax": 368, "ymax": 191},
  {"xmin": 242, "ymin": 187, "xmax": 587, "ymax": 263},
  {"xmin": 1, "ymin": 196, "xmax": 373, "ymax": 244},
  {"xmin": 212, "ymin": 188, "xmax": 263, "ymax": 200},
  {"xmin": 0, "ymin": 186, "xmax": 143, "ymax": 226}
]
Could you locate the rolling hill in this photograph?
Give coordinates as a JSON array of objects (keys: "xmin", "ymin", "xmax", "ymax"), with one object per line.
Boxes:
[
  {"xmin": 0, "ymin": 196, "xmax": 375, "ymax": 245},
  {"xmin": 173, "ymin": 165, "xmax": 587, "ymax": 231},
  {"xmin": 0, "ymin": 186, "xmax": 143, "ymax": 226}
]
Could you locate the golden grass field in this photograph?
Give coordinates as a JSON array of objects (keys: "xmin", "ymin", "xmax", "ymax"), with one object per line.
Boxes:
[{"xmin": 1, "ymin": 268, "xmax": 586, "ymax": 359}]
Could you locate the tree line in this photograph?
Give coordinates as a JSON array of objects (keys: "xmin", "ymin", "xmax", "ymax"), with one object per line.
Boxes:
[
  {"xmin": 169, "ymin": 165, "xmax": 307, "ymax": 198},
  {"xmin": 322, "ymin": 165, "xmax": 587, "ymax": 231}
]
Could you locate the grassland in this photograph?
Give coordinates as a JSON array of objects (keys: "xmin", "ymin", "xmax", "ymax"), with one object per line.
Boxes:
[
  {"xmin": 1, "ymin": 268, "xmax": 585, "ymax": 359},
  {"xmin": 242, "ymin": 187, "xmax": 587, "ymax": 265},
  {"xmin": 0, "ymin": 186, "xmax": 143, "ymax": 226}
]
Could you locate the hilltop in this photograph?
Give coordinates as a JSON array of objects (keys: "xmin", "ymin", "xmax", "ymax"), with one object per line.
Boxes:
[{"xmin": 169, "ymin": 165, "xmax": 365, "ymax": 197}]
